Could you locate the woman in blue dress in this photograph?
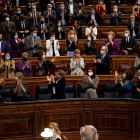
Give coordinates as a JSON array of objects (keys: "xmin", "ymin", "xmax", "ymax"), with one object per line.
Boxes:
[{"xmin": 115, "ymin": 69, "xmax": 134, "ymax": 98}]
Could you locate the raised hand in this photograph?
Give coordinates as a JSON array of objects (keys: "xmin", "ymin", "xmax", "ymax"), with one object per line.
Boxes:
[
  {"xmin": 46, "ymin": 76, "xmax": 51, "ymax": 82},
  {"xmin": 51, "ymin": 57, "xmax": 56, "ymax": 62}
]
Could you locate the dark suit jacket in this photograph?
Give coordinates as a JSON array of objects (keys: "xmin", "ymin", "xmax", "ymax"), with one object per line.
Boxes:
[
  {"xmin": 36, "ymin": 23, "xmax": 51, "ymax": 40},
  {"xmin": 16, "ymin": 21, "xmax": 31, "ymax": 38},
  {"xmin": 54, "ymin": 26, "xmax": 65, "ymax": 40},
  {"xmin": 0, "ymin": 21, "xmax": 16, "ymax": 41},
  {"xmin": 1, "ymin": 41, "xmax": 11, "ymax": 54},
  {"xmin": 57, "ymin": 9, "xmax": 69, "ymax": 26},
  {"xmin": 87, "ymin": 12, "xmax": 102, "ymax": 25},
  {"xmin": 79, "ymin": 0, "xmax": 89, "ymax": 5},
  {"xmin": 52, "ymin": 3, "xmax": 58, "ymax": 12},
  {"xmin": 65, "ymin": 2, "xmax": 78, "ymax": 12},
  {"xmin": 27, "ymin": 11, "xmax": 40, "ymax": 27},
  {"xmin": 120, "ymin": 37, "xmax": 139, "ymax": 55},
  {"xmin": 110, "ymin": 12, "xmax": 122, "ymax": 26},
  {"xmin": 13, "ymin": 14, "xmax": 22, "ymax": 24},
  {"xmin": 93, "ymin": 54, "xmax": 112, "ymax": 75},
  {"xmin": 73, "ymin": 8, "xmax": 87, "ymax": 26},
  {"xmin": 128, "ymin": 21, "xmax": 140, "ymax": 39},
  {"xmin": 0, "ymin": 13, "xmax": 5, "ymax": 23},
  {"xmin": 48, "ymin": 78, "xmax": 66, "ymax": 99},
  {"xmin": 43, "ymin": 10, "xmax": 56, "ymax": 26}
]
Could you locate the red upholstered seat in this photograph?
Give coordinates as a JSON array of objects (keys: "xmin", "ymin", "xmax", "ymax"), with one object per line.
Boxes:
[
  {"xmin": 116, "ymin": 32, "xmax": 124, "ymax": 39},
  {"xmin": 118, "ymin": 63, "xmax": 132, "ymax": 75},
  {"xmin": 102, "ymin": 20, "xmax": 111, "ymax": 26}
]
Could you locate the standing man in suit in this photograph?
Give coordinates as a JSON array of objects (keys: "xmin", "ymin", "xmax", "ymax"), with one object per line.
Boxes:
[
  {"xmin": 93, "ymin": 46, "xmax": 112, "ymax": 75},
  {"xmin": 36, "ymin": 16, "xmax": 51, "ymax": 40},
  {"xmin": 16, "ymin": 15, "xmax": 31, "ymax": 38},
  {"xmin": 25, "ymin": 27, "xmax": 42, "ymax": 57},
  {"xmin": 66, "ymin": 0, "xmax": 78, "ymax": 16},
  {"xmin": 57, "ymin": 3, "xmax": 69, "ymax": 26},
  {"xmin": 120, "ymin": 29, "xmax": 139, "ymax": 55},
  {"xmin": 128, "ymin": 14, "xmax": 140, "ymax": 39},
  {"xmin": 13, "ymin": 8, "xmax": 22, "ymax": 24},
  {"xmin": 87, "ymin": 7, "xmax": 102, "ymax": 26},
  {"xmin": 73, "ymin": 2, "xmax": 87, "ymax": 26},
  {"xmin": 50, "ymin": 0, "xmax": 58, "ymax": 13},
  {"xmin": 110, "ymin": 5, "xmax": 122, "ymax": 26},
  {"xmin": 27, "ymin": 5, "xmax": 41, "ymax": 27},
  {"xmin": 0, "ymin": 34, "xmax": 10, "ymax": 58},
  {"xmin": 43, "ymin": 4, "xmax": 56, "ymax": 26},
  {"xmin": 0, "ymin": 15, "xmax": 16, "ymax": 41},
  {"xmin": 0, "ymin": 7, "xmax": 7, "ymax": 23}
]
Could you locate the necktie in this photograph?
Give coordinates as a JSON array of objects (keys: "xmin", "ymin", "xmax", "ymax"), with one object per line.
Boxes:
[
  {"xmin": 49, "ymin": 11, "xmax": 51, "ymax": 24},
  {"xmin": 34, "ymin": 13, "xmax": 37, "ymax": 26},
  {"xmin": 52, "ymin": 41, "xmax": 55, "ymax": 56},
  {"xmin": 42, "ymin": 24, "xmax": 44, "ymax": 40},
  {"xmin": 0, "ymin": 42, "xmax": 1, "ymax": 59},
  {"xmin": 6, "ymin": 22, "xmax": 8, "ymax": 26},
  {"xmin": 101, "ymin": 55, "xmax": 103, "ymax": 60},
  {"xmin": 22, "ymin": 23, "xmax": 24, "ymax": 29}
]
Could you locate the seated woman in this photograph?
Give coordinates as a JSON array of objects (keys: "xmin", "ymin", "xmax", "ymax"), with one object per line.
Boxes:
[
  {"xmin": 18, "ymin": 52, "xmax": 32, "ymax": 77},
  {"xmin": 54, "ymin": 19, "xmax": 65, "ymax": 40},
  {"xmin": 47, "ymin": 70, "xmax": 66, "ymax": 99},
  {"xmin": 103, "ymin": 31, "xmax": 119, "ymax": 55},
  {"xmin": 70, "ymin": 49, "xmax": 84, "ymax": 75},
  {"xmin": 96, "ymin": 0, "xmax": 106, "ymax": 15},
  {"xmin": 83, "ymin": 67, "xmax": 99, "ymax": 98},
  {"xmin": 48, "ymin": 122, "xmax": 62, "ymax": 140},
  {"xmin": 0, "ymin": 52, "xmax": 15, "ymax": 79},
  {"xmin": 115, "ymin": 69, "xmax": 134, "ymax": 98},
  {"xmin": 13, "ymin": 72, "xmax": 29, "ymax": 101},
  {"xmin": 66, "ymin": 30, "xmax": 78, "ymax": 56},
  {"xmin": 85, "ymin": 19, "xmax": 97, "ymax": 40},
  {"xmin": 37, "ymin": 50, "xmax": 55, "ymax": 76},
  {"xmin": 134, "ymin": 51, "xmax": 140, "ymax": 75},
  {"xmin": 84, "ymin": 34, "xmax": 97, "ymax": 55},
  {"xmin": 10, "ymin": 32, "xmax": 25, "ymax": 58},
  {"xmin": 46, "ymin": 33, "xmax": 60, "ymax": 56},
  {"xmin": 71, "ymin": 20, "xmax": 82, "ymax": 39}
]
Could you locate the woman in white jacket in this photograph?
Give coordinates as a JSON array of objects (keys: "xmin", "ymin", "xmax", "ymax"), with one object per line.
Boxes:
[
  {"xmin": 85, "ymin": 19, "xmax": 97, "ymax": 40},
  {"xmin": 46, "ymin": 33, "xmax": 60, "ymax": 56}
]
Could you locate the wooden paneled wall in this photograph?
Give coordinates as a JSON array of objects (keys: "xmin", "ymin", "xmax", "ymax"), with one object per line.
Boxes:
[{"xmin": 0, "ymin": 100, "xmax": 139, "ymax": 140}]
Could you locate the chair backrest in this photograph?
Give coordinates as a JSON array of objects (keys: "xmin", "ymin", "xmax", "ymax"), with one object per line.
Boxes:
[
  {"xmin": 65, "ymin": 84, "xmax": 74, "ymax": 98},
  {"xmin": 27, "ymin": 90, "xmax": 31, "ymax": 101},
  {"xmin": 37, "ymin": 85, "xmax": 51, "ymax": 100},
  {"xmin": 116, "ymin": 32, "xmax": 125, "ymax": 39},
  {"xmin": 0, "ymin": 89, "xmax": 11, "ymax": 102},
  {"xmin": 103, "ymin": 84, "xmax": 118, "ymax": 98},
  {"xmin": 79, "ymin": 84, "xmax": 86, "ymax": 98},
  {"xmin": 101, "ymin": 32, "xmax": 108, "ymax": 39},
  {"xmin": 131, "ymin": 84, "xmax": 139, "ymax": 99},
  {"xmin": 118, "ymin": 63, "xmax": 132, "ymax": 75},
  {"xmin": 102, "ymin": 20, "xmax": 111, "ymax": 26},
  {"xmin": 53, "ymin": 63, "xmax": 69, "ymax": 75}
]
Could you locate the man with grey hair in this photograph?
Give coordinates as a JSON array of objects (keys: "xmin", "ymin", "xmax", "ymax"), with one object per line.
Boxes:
[
  {"xmin": 93, "ymin": 46, "xmax": 112, "ymax": 75},
  {"xmin": 43, "ymin": 4, "xmax": 56, "ymax": 26},
  {"xmin": 80, "ymin": 125, "xmax": 99, "ymax": 140}
]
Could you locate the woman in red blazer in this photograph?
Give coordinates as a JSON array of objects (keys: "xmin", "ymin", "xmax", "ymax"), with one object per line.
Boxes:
[{"xmin": 96, "ymin": 0, "xmax": 106, "ymax": 15}]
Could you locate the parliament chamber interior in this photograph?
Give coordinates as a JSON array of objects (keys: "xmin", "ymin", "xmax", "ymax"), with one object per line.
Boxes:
[{"xmin": 0, "ymin": 0, "xmax": 140, "ymax": 140}]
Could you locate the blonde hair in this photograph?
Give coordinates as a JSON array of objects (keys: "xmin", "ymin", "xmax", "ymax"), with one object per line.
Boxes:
[
  {"xmin": 48, "ymin": 122, "xmax": 62, "ymax": 135},
  {"xmin": 58, "ymin": 69, "xmax": 65, "ymax": 78},
  {"xmin": 16, "ymin": 72, "xmax": 25, "ymax": 83},
  {"xmin": 22, "ymin": 52, "xmax": 29, "ymax": 57},
  {"xmin": 73, "ymin": 49, "xmax": 81, "ymax": 60},
  {"xmin": 132, "ymin": 5, "xmax": 139, "ymax": 13},
  {"xmin": 67, "ymin": 30, "xmax": 77, "ymax": 41},
  {"xmin": 108, "ymin": 31, "xmax": 115, "ymax": 39}
]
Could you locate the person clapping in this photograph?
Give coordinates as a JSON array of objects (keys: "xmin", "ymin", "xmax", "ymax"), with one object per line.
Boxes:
[{"xmin": 46, "ymin": 70, "xmax": 66, "ymax": 99}]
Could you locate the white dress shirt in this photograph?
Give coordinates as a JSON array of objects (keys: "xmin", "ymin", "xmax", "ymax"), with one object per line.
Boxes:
[
  {"xmin": 85, "ymin": 27, "xmax": 97, "ymax": 39},
  {"xmin": 131, "ymin": 22, "xmax": 136, "ymax": 37},
  {"xmin": 70, "ymin": 4, "xmax": 73, "ymax": 15}
]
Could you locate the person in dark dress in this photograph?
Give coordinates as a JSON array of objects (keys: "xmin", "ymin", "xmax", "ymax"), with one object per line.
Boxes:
[
  {"xmin": 13, "ymin": 72, "xmax": 29, "ymax": 101},
  {"xmin": 10, "ymin": 32, "xmax": 25, "ymax": 58},
  {"xmin": 47, "ymin": 69, "xmax": 66, "ymax": 99},
  {"xmin": 37, "ymin": 50, "xmax": 55, "ymax": 76}
]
